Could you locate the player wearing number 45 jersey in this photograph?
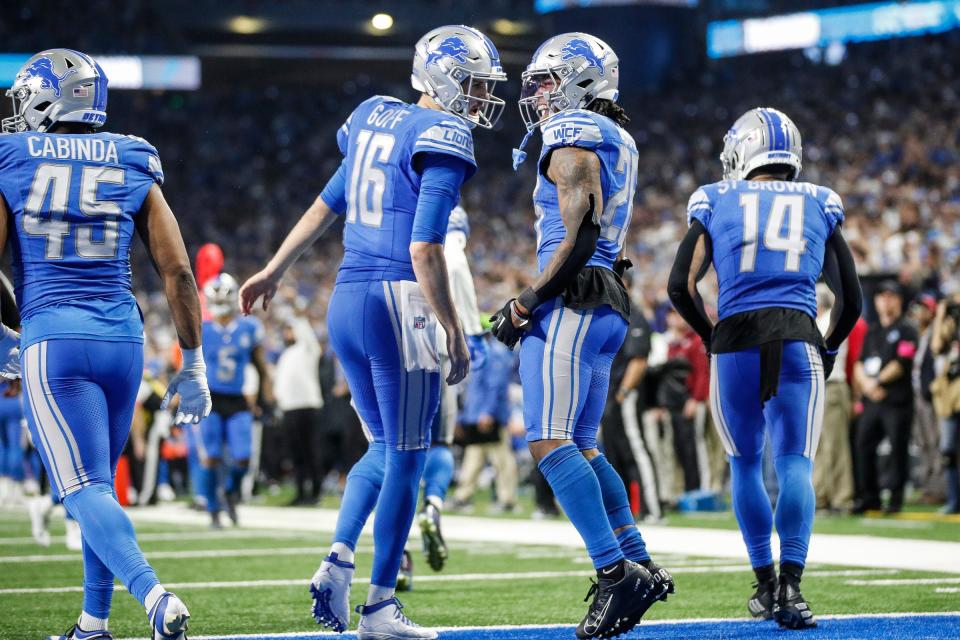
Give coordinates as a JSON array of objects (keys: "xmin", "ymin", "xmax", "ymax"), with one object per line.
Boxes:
[
  {"xmin": 240, "ymin": 25, "xmax": 504, "ymax": 640},
  {"xmin": 0, "ymin": 50, "xmax": 212, "ymax": 640},
  {"xmin": 669, "ymin": 108, "xmax": 863, "ymax": 630},
  {"xmin": 493, "ymin": 33, "xmax": 671, "ymax": 640}
]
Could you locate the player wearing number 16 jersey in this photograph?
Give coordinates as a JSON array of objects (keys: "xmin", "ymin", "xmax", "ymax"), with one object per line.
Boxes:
[
  {"xmin": 668, "ymin": 108, "xmax": 862, "ymax": 629},
  {"xmin": 0, "ymin": 49, "xmax": 211, "ymax": 640},
  {"xmin": 490, "ymin": 33, "xmax": 671, "ymax": 640},
  {"xmin": 240, "ymin": 25, "xmax": 504, "ymax": 639}
]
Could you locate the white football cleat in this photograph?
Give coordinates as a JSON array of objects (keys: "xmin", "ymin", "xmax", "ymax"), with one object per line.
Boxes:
[
  {"xmin": 29, "ymin": 495, "xmax": 52, "ymax": 547},
  {"xmin": 148, "ymin": 592, "xmax": 190, "ymax": 640},
  {"xmin": 65, "ymin": 517, "xmax": 83, "ymax": 551},
  {"xmin": 356, "ymin": 597, "xmax": 437, "ymax": 640},
  {"xmin": 310, "ymin": 552, "xmax": 355, "ymax": 632}
]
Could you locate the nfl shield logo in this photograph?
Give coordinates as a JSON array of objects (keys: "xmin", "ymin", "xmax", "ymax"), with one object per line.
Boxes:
[{"xmin": 414, "ymin": 316, "xmax": 426, "ymax": 329}]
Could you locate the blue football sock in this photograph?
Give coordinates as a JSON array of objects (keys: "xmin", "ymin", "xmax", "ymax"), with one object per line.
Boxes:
[
  {"xmin": 62, "ymin": 483, "xmax": 160, "ymax": 607},
  {"xmin": 332, "ymin": 442, "xmax": 386, "ymax": 550},
  {"xmin": 422, "ymin": 444, "xmax": 454, "ymax": 504},
  {"xmin": 774, "ymin": 454, "xmax": 815, "ymax": 568},
  {"xmin": 157, "ymin": 459, "xmax": 170, "ymax": 486},
  {"xmin": 539, "ymin": 444, "xmax": 623, "ymax": 570},
  {"xmin": 197, "ymin": 464, "xmax": 219, "ymax": 513},
  {"xmin": 615, "ymin": 526, "xmax": 650, "ymax": 564},
  {"xmin": 370, "ymin": 448, "xmax": 427, "ymax": 587},
  {"xmin": 81, "ymin": 537, "xmax": 114, "ymax": 619},
  {"xmin": 226, "ymin": 465, "xmax": 246, "ymax": 495},
  {"xmin": 730, "ymin": 455, "xmax": 774, "ymax": 568}
]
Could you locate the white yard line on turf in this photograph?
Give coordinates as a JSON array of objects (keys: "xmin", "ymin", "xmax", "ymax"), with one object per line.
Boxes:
[
  {"xmin": 937, "ymin": 587, "xmax": 960, "ymax": 593},
  {"xmin": 0, "ymin": 567, "xmax": 899, "ymax": 595},
  {"xmin": 846, "ymin": 577, "xmax": 960, "ymax": 586},
  {"xmin": 0, "ymin": 528, "xmax": 319, "ymax": 546},
  {"xmin": 127, "ymin": 504, "xmax": 960, "ymax": 574},
  {"xmin": 0, "ymin": 546, "xmax": 325, "ymax": 563}
]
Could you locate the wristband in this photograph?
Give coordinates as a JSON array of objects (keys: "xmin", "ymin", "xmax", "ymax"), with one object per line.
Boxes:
[{"xmin": 180, "ymin": 347, "xmax": 205, "ymax": 370}]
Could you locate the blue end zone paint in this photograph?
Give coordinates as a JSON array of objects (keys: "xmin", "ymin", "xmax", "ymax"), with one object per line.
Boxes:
[{"xmin": 197, "ymin": 614, "xmax": 960, "ymax": 640}]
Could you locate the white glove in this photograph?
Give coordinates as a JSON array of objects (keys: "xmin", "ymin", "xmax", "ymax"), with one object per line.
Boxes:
[
  {"xmin": 0, "ymin": 325, "xmax": 20, "ymax": 380},
  {"xmin": 161, "ymin": 347, "xmax": 212, "ymax": 424}
]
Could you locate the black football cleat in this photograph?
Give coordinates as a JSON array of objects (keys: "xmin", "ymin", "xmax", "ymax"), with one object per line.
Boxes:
[
  {"xmin": 617, "ymin": 559, "xmax": 673, "ymax": 633},
  {"xmin": 576, "ymin": 560, "xmax": 655, "ymax": 639},
  {"xmin": 773, "ymin": 571, "xmax": 817, "ymax": 629},
  {"xmin": 748, "ymin": 578, "xmax": 776, "ymax": 620}
]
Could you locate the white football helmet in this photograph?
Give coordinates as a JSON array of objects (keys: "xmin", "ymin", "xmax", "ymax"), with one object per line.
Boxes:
[
  {"xmin": 204, "ymin": 273, "xmax": 239, "ymax": 318},
  {"xmin": 518, "ymin": 33, "xmax": 620, "ymax": 132},
  {"xmin": 720, "ymin": 108, "xmax": 803, "ymax": 181},
  {"xmin": 3, "ymin": 49, "xmax": 108, "ymax": 133},
  {"xmin": 411, "ymin": 25, "xmax": 507, "ymax": 129}
]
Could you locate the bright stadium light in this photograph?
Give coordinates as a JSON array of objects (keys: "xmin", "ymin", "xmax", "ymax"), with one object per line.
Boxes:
[
  {"xmin": 371, "ymin": 13, "xmax": 394, "ymax": 31},
  {"xmin": 228, "ymin": 15, "xmax": 266, "ymax": 34}
]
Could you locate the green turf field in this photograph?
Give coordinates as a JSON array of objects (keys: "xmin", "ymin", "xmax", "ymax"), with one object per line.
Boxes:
[{"xmin": 1, "ymin": 506, "xmax": 958, "ymax": 639}]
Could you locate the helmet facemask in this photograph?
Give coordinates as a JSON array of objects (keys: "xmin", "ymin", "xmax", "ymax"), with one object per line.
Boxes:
[
  {"xmin": 440, "ymin": 69, "xmax": 506, "ymax": 129},
  {"xmin": 518, "ymin": 68, "xmax": 575, "ymax": 132}
]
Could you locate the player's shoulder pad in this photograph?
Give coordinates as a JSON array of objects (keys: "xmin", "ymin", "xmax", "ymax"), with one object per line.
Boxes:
[
  {"xmin": 816, "ymin": 184, "xmax": 845, "ymax": 226},
  {"xmin": 113, "ymin": 133, "xmax": 163, "ymax": 186},
  {"xmin": 446, "ymin": 205, "xmax": 470, "ymax": 237},
  {"xmin": 686, "ymin": 183, "xmax": 717, "ymax": 227},
  {"xmin": 540, "ymin": 109, "xmax": 604, "ymax": 150},
  {"xmin": 413, "ymin": 114, "xmax": 476, "ymax": 169}
]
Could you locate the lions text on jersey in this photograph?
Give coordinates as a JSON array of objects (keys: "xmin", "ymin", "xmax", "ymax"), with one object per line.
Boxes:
[{"xmin": 331, "ymin": 95, "xmax": 476, "ymax": 285}]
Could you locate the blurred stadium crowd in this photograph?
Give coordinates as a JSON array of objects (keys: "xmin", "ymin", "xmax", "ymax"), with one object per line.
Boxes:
[{"xmin": 2, "ymin": 15, "xmax": 959, "ymax": 522}]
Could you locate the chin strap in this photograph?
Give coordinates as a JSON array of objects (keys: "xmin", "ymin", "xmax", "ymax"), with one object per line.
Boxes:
[{"xmin": 512, "ymin": 129, "xmax": 535, "ymax": 171}]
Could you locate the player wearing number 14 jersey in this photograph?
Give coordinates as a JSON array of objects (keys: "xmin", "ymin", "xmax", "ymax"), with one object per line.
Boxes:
[
  {"xmin": 0, "ymin": 49, "xmax": 212, "ymax": 640},
  {"xmin": 668, "ymin": 108, "xmax": 862, "ymax": 630}
]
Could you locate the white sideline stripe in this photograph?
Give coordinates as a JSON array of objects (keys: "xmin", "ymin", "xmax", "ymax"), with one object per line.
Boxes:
[
  {"xmin": 936, "ymin": 587, "xmax": 960, "ymax": 593},
  {"xmin": 847, "ymin": 577, "xmax": 960, "ymax": 586},
  {"xmin": 131, "ymin": 611, "xmax": 960, "ymax": 640},
  {"xmin": 126, "ymin": 504, "xmax": 960, "ymax": 575},
  {"xmin": 0, "ymin": 529, "xmax": 320, "ymax": 546},
  {"xmin": 0, "ymin": 567, "xmax": 900, "ymax": 595}
]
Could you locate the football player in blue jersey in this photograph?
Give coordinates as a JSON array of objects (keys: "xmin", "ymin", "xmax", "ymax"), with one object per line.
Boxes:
[
  {"xmin": 191, "ymin": 273, "xmax": 271, "ymax": 529},
  {"xmin": 0, "ymin": 50, "xmax": 211, "ymax": 640},
  {"xmin": 239, "ymin": 25, "xmax": 504, "ymax": 639},
  {"xmin": 668, "ymin": 107, "xmax": 862, "ymax": 629},
  {"xmin": 415, "ymin": 204, "xmax": 486, "ymax": 578},
  {"xmin": 491, "ymin": 33, "xmax": 671, "ymax": 639}
]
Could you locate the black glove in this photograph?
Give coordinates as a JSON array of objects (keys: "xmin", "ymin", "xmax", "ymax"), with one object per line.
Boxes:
[
  {"xmin": 819, "ymin": 346, "xmax": 838, "ymax": 381},
  {"xmin": 490, "ymin": 298, "xmax": 528, "ymax": 350},
  {"xmin": 613, "ymin": 257, "xmax": 634, "ymax": 278}
]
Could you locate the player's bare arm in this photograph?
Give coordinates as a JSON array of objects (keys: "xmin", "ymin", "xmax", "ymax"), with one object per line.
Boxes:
[
  {"xmin": 513, "ymin": 146, "xmax": 602, "ymax": 322},
  {"xmin": 411, "ymin": 240, "xmax": 469, "ymax": 385},
  {"xmin": 135, "ymin": 185, "xmax": 202, "ymax": 350},
  {"xmin": 667, "ymin": 219, "xmax": 714, "ymax": 348},
  {"xmin": 239, "ymin": 195, "xmax": 339, "ymax": 314}
]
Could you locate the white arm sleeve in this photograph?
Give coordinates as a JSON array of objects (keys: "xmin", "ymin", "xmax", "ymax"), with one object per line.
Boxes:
[{"xmin": 443, "ymin": 230, "xmax": 483, "ymax": 336}]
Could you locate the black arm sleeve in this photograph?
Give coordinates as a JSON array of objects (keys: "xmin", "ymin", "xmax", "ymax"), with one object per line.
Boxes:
[
  {"xmin": 821, "ymin": 227, "xmax": 863, "ymax": 351},
  {"xmin": 667, "ymin": 220, "xmax": 714, "ymax": 347},
  {"xmin": 517, "ymin": 194, "xmax": 599, "ymax": 313}
]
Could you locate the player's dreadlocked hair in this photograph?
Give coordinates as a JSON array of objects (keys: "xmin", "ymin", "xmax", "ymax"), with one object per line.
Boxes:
[{"xmin": 586, "ymin": 99, "xmax": 630, "ymax": 127}]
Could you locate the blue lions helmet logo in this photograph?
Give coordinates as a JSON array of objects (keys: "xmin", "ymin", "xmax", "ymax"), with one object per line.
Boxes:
[
  {"xmin": 22, "ymin": 57, "xmax": 77, "ymax": 98},
  {"xmin": 426, "ymin": 36, "xmax": 470, "ymax": 67},
  {"xmin": 560, "ymin": 38, "xmax": 606, "ymax": 76}
]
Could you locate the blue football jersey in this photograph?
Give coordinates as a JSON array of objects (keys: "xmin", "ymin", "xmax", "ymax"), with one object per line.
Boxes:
[
  {"xmin": 534, "ymin": 109, "xmax": 637, "ymax": 272},
  {"xmin": 687, "ymin": 179, "xmax": 845, "ymax": 320},
  {"xmin": 0, "ymin": 132, "xmax": 162, "ymax": 348},
  {"xmin": 447, "ymin": 205, "xmax": 470, "ymax": 238},
  {"xmin": 202, "ymin": 316, "xmax": 264, "ymax": 396},
  {"xmin": 330, "ymin": 96, "xmax": 477, "ymax": 284}
]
